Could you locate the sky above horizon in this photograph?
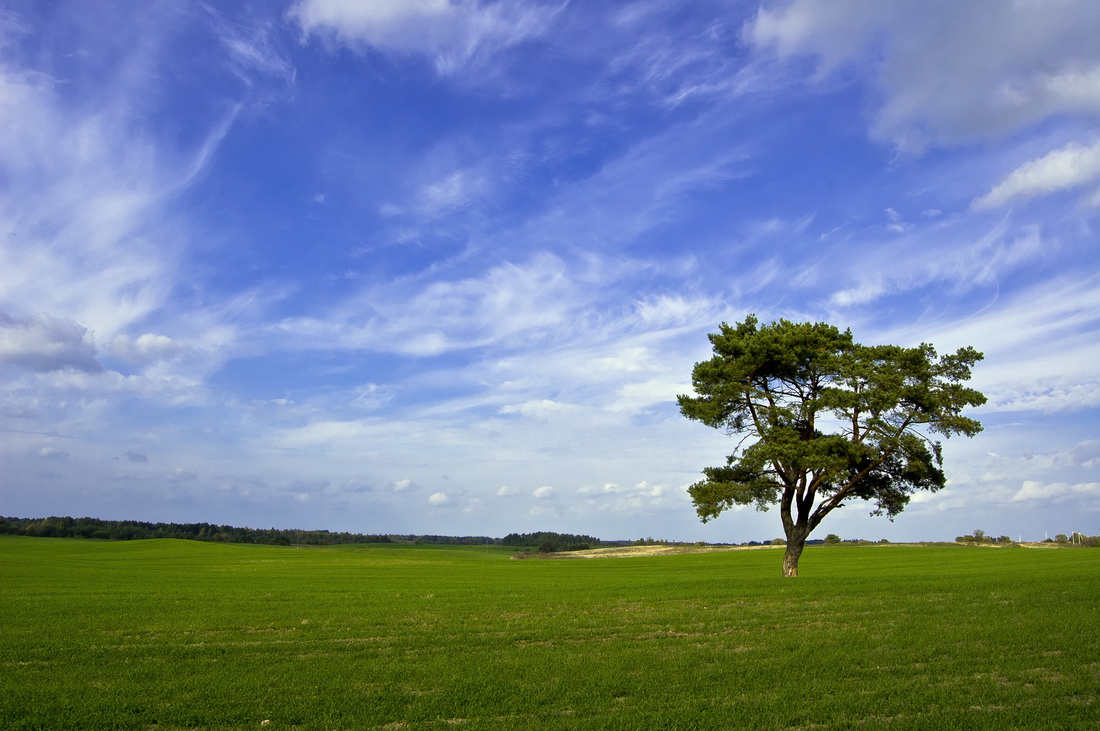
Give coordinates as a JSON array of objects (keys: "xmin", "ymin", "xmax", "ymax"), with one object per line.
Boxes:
[{"xmin": 2, "ymin": 0, "xmax": 1099, "ymax": 543}]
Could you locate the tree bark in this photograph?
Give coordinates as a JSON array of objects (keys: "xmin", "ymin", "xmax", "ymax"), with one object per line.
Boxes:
[
  {"xmin": 781, "ymin": 491, "xmax": 809, "ymax": 577},
  {"xmin": 782, "ymin": 540, "xmax": 804, "ymax": 577}
]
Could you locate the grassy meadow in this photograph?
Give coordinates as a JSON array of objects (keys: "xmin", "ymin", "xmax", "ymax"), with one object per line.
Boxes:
[{"xmin": 1, "ymin": 536, "xmax": 1097, "ymax": 730}]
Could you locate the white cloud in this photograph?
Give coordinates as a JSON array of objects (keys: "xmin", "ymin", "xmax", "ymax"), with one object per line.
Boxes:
[
  {"xmin": 291, "ymin": 0, "xmax": 558, "ymax": 75},
  {"xmin": 167, "ymin": 468, "xmax": 198, "ymax": 483},
  {"xmin": 1067, "ymin": 440, "xmax": 1100, "ymax": 468},
  {"xmin": 887, "ymin": 274, "xmax": 1100, "ymax": 395},
  {"xmin": 10, "ymin": 367, "xmax": 206, "ymax": 407},
  {"xmin": 0, "ymin": 16, "xmax": 248, "ymax": 359},
  {"xmin": 36, "ymin": 447, "xmax": 69, "ymax": 461},
  {"xmin": 428, "ymin": 491, "xmax": 450, "ymax": 506},
  {"xmin": 829, "ymin": 280, "xmax": 887, "ymax": 308},
  {"xmin": 352, "ymin": 383, "xmax": 394, "ymax": 411},
  {"xmin": 0, "ymin": 311, "xmax": 101, "ymax": 372},
  {"xmin": 608, "ymin": 380, "xmax": 684, "ymax": 413},
  {"xmin": 884, "ymin": 208, "xmax": 910, "ymax": 234},
  {"xmin": 578, "ymin": 482, "xmax": 628, "ymax": 496},
  {"xmin": 973, "ymin": 140, "xmax": 1100, "ymax": 209},
  {"xmin": 577, "ymin": 479, "xmax": 682, "ymax": 516},
  {"xmin": 499, "ymin": 399, "xmax": 580, "ymax": 420},
  {"xmin": 1010, "ymin": 480, "xmax": 1100, "ymax": 502},
  {"xmin": 747, "ymin": 0, "xmax": 1100, "ymax": 150},
  {"xmin": 108, "ymin": 333, "xmax": 189, "ymax": 365},
  {"xmin": 532, "ymin": 485, "xmax": 555, "ymax": 499},
  {"xmin": 270, "ymin": 420, "xmax": 374, "ymax": 450},
  {"xmin": 418, "ymin": 169, "xmax": 488, "ymax": 216},
  {"xmin": 276, "ymin": 252, "xmax": 581, "ymax": 357},
  {"xmin": 633, "ymin": 294, "xmax": 722, "ymax": 330},
  {"xmin": 209, "ymin": 7, "xmax": 295, "ymax": 89},
  {"xmin": 826, "ymin": 217, "xmax": 1049, "ymax": 310}
]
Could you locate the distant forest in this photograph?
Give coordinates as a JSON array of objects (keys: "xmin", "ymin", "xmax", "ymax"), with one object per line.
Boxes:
[{"xmin": 0, "ymin": 516, "xmax": 604, "ymax": 551}]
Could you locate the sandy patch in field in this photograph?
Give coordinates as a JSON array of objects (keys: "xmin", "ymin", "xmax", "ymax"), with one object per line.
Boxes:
[{"xmin": 545, "ymin": 544, "xmax": 785, "ymax": 559}]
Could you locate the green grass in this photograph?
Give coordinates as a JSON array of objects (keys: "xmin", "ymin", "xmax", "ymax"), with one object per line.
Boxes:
[{"xmin": 2, "ymin": 537, "xmax": 1097, "ymax": 730}]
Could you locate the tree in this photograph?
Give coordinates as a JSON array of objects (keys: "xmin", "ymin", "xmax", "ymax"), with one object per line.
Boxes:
[{"xmin": 678, "ymin": 316, "xmax": 985, "ymax": 577}]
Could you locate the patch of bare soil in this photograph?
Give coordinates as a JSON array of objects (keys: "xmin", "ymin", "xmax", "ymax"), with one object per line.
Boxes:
[{"xmin": 543, "ymin": 544, "xmax": 785, "ymax": 559}]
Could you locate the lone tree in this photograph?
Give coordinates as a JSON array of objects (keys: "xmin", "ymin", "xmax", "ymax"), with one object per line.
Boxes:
[{"xmin": 678, "ymin": 316, "xmax": 985, "ymax": 577}]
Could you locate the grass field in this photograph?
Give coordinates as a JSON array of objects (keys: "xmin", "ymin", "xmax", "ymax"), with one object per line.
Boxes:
[{"xmin": 2, "ymin": 536, "xmax": 1097, "ymax": 730}]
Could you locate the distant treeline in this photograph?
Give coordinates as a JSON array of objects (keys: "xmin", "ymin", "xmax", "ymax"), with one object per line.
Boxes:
[
  {"xmin": 501, "ymin": 531, "xmax": 601, "ymax": 552},
  {"xmin": 0, "ymin": 516, "xmax": 607, "ymax": 550},
  {"xmin": 0, "ymin": 516, "xmax": 394, "ymax": 545}
]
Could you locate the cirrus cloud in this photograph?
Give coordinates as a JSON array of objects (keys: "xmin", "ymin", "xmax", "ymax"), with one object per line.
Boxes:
[{"xmin": 291, "ymin": 0, "xmax": 560, "ymax": 76}]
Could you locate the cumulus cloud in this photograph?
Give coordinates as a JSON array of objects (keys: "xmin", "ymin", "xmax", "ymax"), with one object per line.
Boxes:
[
  {"xmin": 291, "ymin": 0, "xmax": 558, "ymax": 75},
  {"xmin": 532, "ymin": 485, "xmax": 555, "ymax": 499},
  {"xmin": 499, "ymin": 399, "xmax": 580, "ymax": 420},
  {"xmin": 332, "ymin": 478, "xmax": 373, "ymax": 495},
  {"xmin": 973, "ymin": 140, "xmax": 1100, "ymax": 209},
  {"xmin": 1068, "ymin": 440, "xmax": 1100, "ymax": 468},
  {"xmin": 579, "ymin": 481, "xmax": 667, "ymax": 498},
  {"xmin": 428, "ymin": 491, "xmax": 450, "ymax": 506},
  {"xmin": 109, "ymin": 333, "xmax": 189, "ymax": 365},
  {"xmin": 986, "ymin": 382, "xmax": 1100, "ymax": 414},
  {"xmin": 577, "ymin": 480, "xmax": 678, "ymax": 515},
  {"xmin": 0, "ymin": 311, "xmax": 101, "ymax": 372},
  {"xmin": 1010, "ymin": 480, "xmax": 1100, "ymax": 502},
  {"xmin": 578, "ymin": 482, "xmax": 628, "ymax": 496}
]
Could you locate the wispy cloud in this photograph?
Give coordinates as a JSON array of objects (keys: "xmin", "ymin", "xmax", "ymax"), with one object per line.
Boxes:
[
  {"xmin": 974, "ymin": 139, "xmax": 1100, "ymax": 210},
  {"xmin": 291, "ymin": 0, "xmax": 561, "ymax": 76},
  {"xmin": 3, "ymin": 1, "xmax": 1098, "ymax": 543}
]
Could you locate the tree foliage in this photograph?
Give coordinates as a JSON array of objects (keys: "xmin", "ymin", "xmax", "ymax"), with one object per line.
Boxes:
[
  {"xmin": 500, "ymin": 531, "xmax": 600, "ymax": 552},
  {"xmin": 678, "ymin": 316, "xmax": 986, "ymax": 576}
]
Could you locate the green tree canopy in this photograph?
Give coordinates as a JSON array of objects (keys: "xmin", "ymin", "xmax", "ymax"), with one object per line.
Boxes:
[{"xmin": 678, "ymin": 316, "xmax": 985, "ymax": 576}]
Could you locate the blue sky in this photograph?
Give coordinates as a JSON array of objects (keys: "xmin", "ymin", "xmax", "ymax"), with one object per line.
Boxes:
[{"xmin": 2, "ymin": 0, "xmax": 1099, "ymax": 542}]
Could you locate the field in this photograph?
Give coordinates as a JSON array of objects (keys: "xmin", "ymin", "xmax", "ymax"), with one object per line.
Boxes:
[{"xmin": 2, "ymin": 537, "xmax": 1097, "ymax": 730}]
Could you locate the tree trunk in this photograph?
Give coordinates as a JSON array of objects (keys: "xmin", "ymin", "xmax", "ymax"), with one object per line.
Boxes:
[
  {"xmin": 782, "ymin": 539, "xmax": 805, "ymax": 577},
  {"xmin": 780, "ymin": 489, "xmax": 809, "ymax": 577}
]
